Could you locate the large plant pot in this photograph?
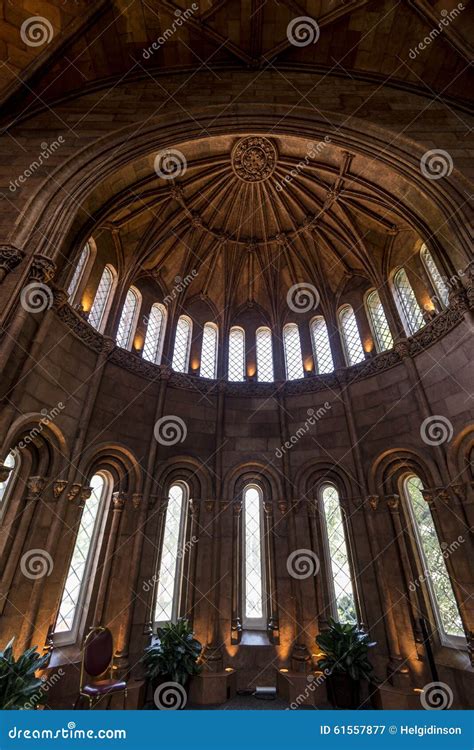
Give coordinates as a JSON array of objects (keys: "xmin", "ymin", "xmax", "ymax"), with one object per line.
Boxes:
[{"xmin": 327, "ymin": 673, "xmax": 361, "ymax": 709}]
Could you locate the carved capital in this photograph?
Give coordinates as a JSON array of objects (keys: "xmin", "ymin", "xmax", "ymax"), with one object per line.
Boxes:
[
  {"xmin": 277, "ymin": 499, "xmax": 288, "ymax": 514},
  {"xmin": 451, "ymin": 483, "xmax": 466, "ymax": 501},
  {"xmin": 367, "ymin": 495, "xmax": 380, "ymax": 511},
  {"xmin": 81, "ymin": 486, "xmax": 93, "ymax": 502},
  {"xmin": 26, "ymin": 475, "xmax": 45, "ymax": 500},
  {"xmin": 101, "ymin": 336, "xmax": 116, "ymax": 355},
  {"xmin": 28, "ymin": 255, "xmax": 56, "ymax": 284},
  {"xmin": 67, "ymin": 483, "xmax": 82, "ymax": 502},
  {"xmin": 233, "ymin": 500, "xmax": 242, "ymax": 517},
  {"xmin": 52, "ymin": 480, "xmax": 67, "ymax": 498},
  {"xmin": 394, "ymin": 338, "xmax": 411, "ymax": 359},
  {"xmin": 112, "ymin": 491, "xmax": 126, "ymax": 510},
  {"xmin": 0, "ymin": 245, "xmax": 24, "ymax": 281},
  {"xmin": 204, "ymin": 499, "xmax": 214, "ymax": 513},
  {"xmin": 132, "ymin": 493, "xmax": 142, "ymax": 509},
  {"xmin": 386, "ymin": 494, "xmax": 400, "ymax": 512}
]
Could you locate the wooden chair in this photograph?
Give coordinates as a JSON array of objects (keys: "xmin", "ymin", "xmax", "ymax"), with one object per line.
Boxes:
[{"xmin": 74, "ymin": 627, "xmax": 127, "ymax": 709}]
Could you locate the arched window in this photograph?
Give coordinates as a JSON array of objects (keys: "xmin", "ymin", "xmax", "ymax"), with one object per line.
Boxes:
[
  {"xmin": 420, "ymin": 245, "xmax": 449, "ymax": 308},
  {"xmin": 403, "ymin": 475, "xmax": 464, "ymax": 641},
  {"xmin": 172, "ymin": 316, "xmax": 192, "ymax": 373},
  {"xmin": 339, "ymin": 305, "xmax": 364, "ymax": 366},
  {"xmin": 0, "ymin": 452, "xmax": 17, "ymax": 521},
  {"xmin": 365, "ymin": 289, "xmax": 393, "ymax": 352},
  {"xmin": 54, "ymin": 472, "xmax": 111, "ymax": 645},
  {"xmin": 116, "ymin": 286, "xmax": 141, "ymax": 350},
  {"xmin": 228, "ymin": 326, "xmax": 245, "ymax": 381},
  {"xmin": 154, "ymin": 483, "xmax": 188, "ymax": 624},
  {"xmin": 393, "ymin": 268, "xmax": 424, "ymax": 335},
  {"xmin": 321, "ymin": 484, "xmax": 357, "ymax": 623},
  {"xmin": 242, "ymin": 485, "xmax": 266, "ymax": 630},
  {"xmin": 256, "ymin": 327, "xmax": 274, "ymax": 382},
  {"xmin": 143, "ymin": 303, "xmax": 167, "ymax": 364},
  {"xmin": 310, "ymin": 316, "xmax": 334, "ymax": 374},
  {"xmin": 67, "ymin": 242, "xmax": 90, "ymax": 302},
  {"xmin": 200, "ymin": 322, "xmax": 218, "ymax": 379},
  {"xmin": 88, "ymin": 265, "xmax": 117, "ymax": 333},
  {"xmin": 283, "ymin": 323, "xmax": 304, "ymax": 380}
]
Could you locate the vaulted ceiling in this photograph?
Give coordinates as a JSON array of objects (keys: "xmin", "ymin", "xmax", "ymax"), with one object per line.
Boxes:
[{"xmin": 1, "ymin": 0, "xmax": 472, "ymax": 120}]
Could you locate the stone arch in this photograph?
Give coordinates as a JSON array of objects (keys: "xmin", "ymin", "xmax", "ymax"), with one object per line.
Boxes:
[
  {"xmin": 369, "ymin": 447, "xmax": 442, "ymax": 496},
  {"xmin": 77, "ymin": 442, "xmax": 142, "ymax": 496}
]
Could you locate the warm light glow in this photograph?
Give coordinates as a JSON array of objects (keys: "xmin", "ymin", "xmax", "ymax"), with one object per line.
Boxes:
[
  {"xmin": 413, "ymin": 688, "xmax": 423, "ymax": 693},
  {"xmin": 224, "ymin": 667, "xmax": 234, "ymax": 673},
  {"xmin": 363, "ymin": 337, "xmax": 374, "ymax": 353},
  {"xmin": 134, "ymin": 334, "xmax": 144, "ymax": 351},
  {"xmin": 279, "ymin": 668, "xmax": 289, "ymax": 673},
  {"xmin": 190, "ymin": 358, "xmax": 200, "ymax": 371},
  {"xmin": 246, "ymin": 364, "xmax": 256, "ymax": 378},
  {"xmin": 422, "ymin": 297, "xmax": 435, "ymax": 312},
  {"xmin": 81, "ymin": 294, "xmax": 93, "ymax": 313},
  {"xmin": 303, "ymin": 357, "xmax": 314, "ymax": 372}
]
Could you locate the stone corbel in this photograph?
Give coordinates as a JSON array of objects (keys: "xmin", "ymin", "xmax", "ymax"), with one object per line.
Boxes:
[
  {"xmin": 386, "ymin": 494, "xmax": 400, "ymax": 512},
  {"xmin": 52, "ymin": 479, "xmax": 68, "ymax": 499},
  {"xmin": 367, "ymin": 495, "xmax": 380, "ymax": 511},
  {"xmin": 0, "ymin": 245, "xmax": 24, "ymax": 283},
  {"xmin": 131, "ymin": 493, "xmax": 142, "ymax": 509},
  {"xmin": 277, "ymin": 498, "xmax": 288, "ymax": 514},
  {"xmin": 67, "ymin": 483, "xmax": 82, "ymax": 502},
  {"xmin": 28, "ymin": 255, "xmax": 56, "ymax": 284},
  {"xmin": 112, "ymin": 491, "xmax": 126, "ymax": 510},
  {"xmin": 26, "ymin": 475, "xmax": 46, "ymax": 502}
]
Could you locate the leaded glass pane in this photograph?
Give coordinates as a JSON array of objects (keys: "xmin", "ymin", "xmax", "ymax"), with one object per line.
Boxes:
[
  {"xmin": 172, "ymin": 316, "xmax": 191, "ymax": 373},
  {"xmin": 393, "ymin": 268, "xmax": 424, "ymax": 335},
  {"xmin": 228, "ymin": 327, "xmax": 245, "ymax": 381},
  {"xmin": 283, "ymin": 323, "xmax": 304, "ymax": 380},
  {"xmin": 55, "ymin": 474, "xmax": 105, "ymax": 634},
  {"xmin": 67, "ymin": 243, "xmax": 89, "ymax": 301},
  {"xmin": 310, "ymin": 316, "xmax": 334, "ymax": 374},
  {"xmin": 366, "ymin": 290, "xmax": 393, "ymax": 352},
  {"xmin": 256, "ymin": 327, "xmax": 274, "ymax": 382},
  {"xmin": 116, "ymin": 287, "xmax": 139, "ymax": 349},
  {"xmin": 143, "ymin": 304, "xmax": 166, "ymax": 364},
  {"xmin": 243, "ymin": 487, "xmax": 264, "ymax": 622},
  {"xmin": 0, "ymin": 452, "xmax": 15, "ymax": 507},
  {"xmin": 155, "ymin": 484, "xmax": 185, "ymax": 623},
  {"xmin": 200, "ymin": 323, "xmax": 218, "ymax": 378},
  {"xmin": 339, "ymin": 306, "xmax": 364, "ymax": 366},
  {"xmin": 405, "ymin": 476, "xmax": 463, "ymax": 638},
  {"xmin": 421, "ymin": 246, "xmax": 449, "ymax": 308},
  {"xmin": 88, "ymin": 266, "xmax": 114, "ymax": 331},
  {"xmin": 322, "ymin": 485, "xmax": 357, "ymax": 624}
]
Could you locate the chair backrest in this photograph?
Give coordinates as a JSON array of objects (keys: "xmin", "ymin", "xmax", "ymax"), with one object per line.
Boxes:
[{"xmin": 83, "ymin": 627, "xmax": 113, "ymax": 678}]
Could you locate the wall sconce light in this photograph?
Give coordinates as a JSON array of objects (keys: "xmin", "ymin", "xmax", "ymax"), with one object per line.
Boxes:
[
  {"xmin": 190, "ymin": 358, "xmax": 200, "ymax": 375},
  {"xmin": 246, "ymin": 365, "xmax": 257, "ymax": 382},
  {"xmin": 303, "ymin": 358, "xmax": 314, "ymax": 377}
]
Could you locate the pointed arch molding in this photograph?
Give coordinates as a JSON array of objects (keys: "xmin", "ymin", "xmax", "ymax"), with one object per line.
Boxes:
[
  {"xmin": 9, "ymin": 102, "xmax": 471, "ymax": 269},
  {"xmin": 369, "ymin": 447, "xmax": 443, "ymax": 496},
  {"xmin": 1, "ymin": 412, "xmax": 68, "ymax": 478},
  {"xmin": 77, "ymin": 443, "xmax": 142, "ymax": 496}
]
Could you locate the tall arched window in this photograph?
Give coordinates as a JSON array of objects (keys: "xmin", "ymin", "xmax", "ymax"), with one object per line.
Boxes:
[
  {"xmin": 420, "ymin": 245, "xmax": 449, "ymax": 308},
  {"xmin": 393, "ymin": 268, "xmax": 424, "ymax": 335},
  {"xmin": 54, "ymin": 472, "xmax": 111, "ymax": 645},
  {"xmin": 172, "ymin": 315, "xmax": 192, "ymax": 373},
  {"xmin": 88, "ymin": 265, "xmax": 117, "ymax": 333},
  {"xmin": 0, "ymin": 452, "xmax": 17, "ymax": 521},
  {"xmin": 321, "ymin": 484, "xmax": 357, "ymax": 623},
  {"xmin": 365, "ymin": 289, "xmax": 393, "ymax": 352},
  {"xmin": 283, "ymin": 323, "xmax": 304, "ymax": 380},
  {"xmin": 403, "ymin": 475, "xmax": 464, "ymax": 641},
  {"xmin": 256, "ymin": 327, "xmax": 274, "ymax": 382},
  {"xmin": 67, "ymin": 242, "xmax": 90, "ymax": 302},
  {"xmin": 154, "ymin": 483, "xmax": 188, "ymax": 624},
  {"xmin": 228, "ymin": 326, "xmax": 245, "ymax": 381},
  {"xmin": 200, "ymin": 322, "xmax": 218, "ymax": 379},
  {"xmin": 310, "ymin": 316, "xmax": 334, "ymax": 374},
  {"xmin": 339, "ymin": 305, "xmax": 364, "ymax": 366},
  {"xmin": 143, "ymin": 303, "xmax": 167, "ymax": 364},
  {"xmin": 116, "ymin": 286, "xmax": 141, "ymax": 350},
  {"xmin": 242, "ymin": 485, "xmax": 266, "ymax": 630}
]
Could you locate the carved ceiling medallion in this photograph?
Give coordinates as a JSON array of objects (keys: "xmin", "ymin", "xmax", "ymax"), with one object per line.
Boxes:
[{"xmin": 231, "ymin": 136, "xmax": 277, "ymax": 183}]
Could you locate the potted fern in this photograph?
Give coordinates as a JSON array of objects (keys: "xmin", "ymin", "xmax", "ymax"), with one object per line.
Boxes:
[
  {"xmin": 316, "ymin": 619, "xmax": 377, "ymax": 709},
  {"xmin": 0, "ymin": 639, "xmax": 49, "ymax": 710},
  {"xmin": 143, "ymin": 619, "xmax": 202, "ymax": 706}
]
